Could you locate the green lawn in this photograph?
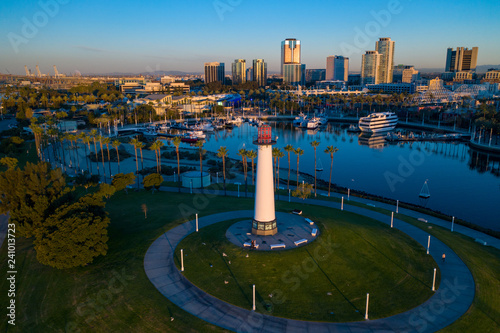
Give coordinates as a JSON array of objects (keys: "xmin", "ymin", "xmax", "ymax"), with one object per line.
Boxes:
[
  {"xmin": 175, "ymin": 204, "xmax": 437, "ymax": 322},
  {"xmin": 0, "ymin": 189, "xmax": 498, "ymax": 332}
]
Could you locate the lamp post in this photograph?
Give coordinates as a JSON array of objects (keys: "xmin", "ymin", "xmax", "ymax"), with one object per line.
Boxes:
[
  {"xmin": 190, "ymin": 179, "xmax": 193, "ymax": 194},
  {"xmin": 432, "ymin": 268, "xmax": 437, "ymax": 291},
  {"xmin": 235, "ymin": 182, "xmax": 241, "ymax": 197},
  {"xmin": 396, "ymin": 200, "xmax": 399, "ymax": 213},
  {"xmin": 365, "ymin": 293, "xmax": 370, "ymax": 320},
  {"xmin": 427, "ymin": 235, "xmax": 431, "ymax": 255},
  {"xmin": 451, "ymin": 216, "xmax": 455, "ymax": 232}
]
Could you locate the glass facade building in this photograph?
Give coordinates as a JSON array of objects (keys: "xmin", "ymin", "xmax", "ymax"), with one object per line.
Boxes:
[
  {"xmin": 231, "ymin": 59, "xmax": 246, "ymax": 85},
  {"xmin": 375, "ymin": 37, "xmax": 395, "ymax": 84},
  {"xmin": 361, "ymin": 51, "xmax": 381, "ymax": 85},
  {"xmin": 252, "ymin": 59, "xmax": 267, "ymax": 87},
  {"xmin": 204, "ymin": 62, "xmax": 225, "ymax": 84},
  {"xmin": 283, "ymin": 63, "xmax": 306, "ymax": 86},
  {"xmin": 281, "ymin": 38, "xmax": 301, "ymax": 75}
]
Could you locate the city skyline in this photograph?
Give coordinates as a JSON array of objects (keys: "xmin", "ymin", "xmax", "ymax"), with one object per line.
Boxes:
[{"xmin": 1, "ymin": 0, "xmax": 499, "ymax": 75}]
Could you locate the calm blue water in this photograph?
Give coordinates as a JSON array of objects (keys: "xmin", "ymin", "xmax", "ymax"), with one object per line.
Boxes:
[{"xmin": 187, "ymin": 122, "xmax": 499, "ymax": 231}]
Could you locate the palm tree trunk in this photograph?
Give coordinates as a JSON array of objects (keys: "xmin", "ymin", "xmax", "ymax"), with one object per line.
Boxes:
[
  {"xmin": 176, "ymin": 148, "xmax": 180, "ymax": 193},
  {"xmin": 93, "ymin": 140, "xmax": 100, "ymax": 176},
  {"xmin": 328, "ymin": 154, "xmax": 333, "ymax": 197},
  {"xmin": 107, "ymin": 145, "xmax": 111, "ymax": 177},
  {"xmin": 222, "ymin": 157, "xmax": 226, "ymax": 196},
  {"xmin": 296, "ymin": 156, "xmax": 300, "ymax": 187},
  {"xmin": 287, "ymin": 152, "xmax": 290, "ymax": 190},
  {"xmin": 115, "ymin": 147, "xmax": 120, "ymax": 173},
  {"xmin": 314, "ymin": 148, "xmax": 317, "ymax": 197},
  {"xmin": 134, "ymin": 147, "xmax": 139, "ymax": 189},
  {"xmin": 100, "ymin": 142, "xmax": 106, "ymax": 179}
]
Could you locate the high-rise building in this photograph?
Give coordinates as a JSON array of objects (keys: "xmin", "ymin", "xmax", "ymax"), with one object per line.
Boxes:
[
  {"xmin": 326, "ymin": 56, "xmax": 349, "ymax": 81},
  {"xmin": 253, "ymin": 59, "xmax": 267, "ymax": 87},
  {"xmin": 281, "ymin": 38, "xmax": 301, "ymax": 75},
  {"xmin": 204, "ymin": 62, "xmax": 225, "ymax": 84},
  {"xmin": 306, "ymin": 69, "xmax": 325, "ymax": 83},
  {"xmin": 283, "ymin": 64, "xmax": 306, "ymax": 86},
  {"xmin": 445, "ymin": 47, "xmax": 478, "ymax": 72},
  {"xmin": 231, "ymin": 59, "xmax": 246, "ymax": 85},
  {"xmin": 246, "ymin": 67, "xmax": 253, "ymax": 82},
  {"xmin": 393, "ymin": 65, "xmax": 419, "ymax": 83},
  {"xmin": 361, "ymin": 51, "xmax": 381, "ymax": 85},
  {"xmin": 375, "ymin": 37, "xmax": 395, "ymax": 83}
]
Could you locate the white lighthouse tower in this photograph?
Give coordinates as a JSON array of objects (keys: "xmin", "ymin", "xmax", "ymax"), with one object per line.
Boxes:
[{"xmin": 252, "ymin": 125, "xmax": 278, "ymax": 235}]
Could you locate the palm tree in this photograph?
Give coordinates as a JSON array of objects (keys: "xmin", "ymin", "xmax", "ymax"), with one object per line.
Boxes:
[
  {"xmin": 310, "ymin": 140, "xmax": 320, "ymax": 197},
  {"xmin": 78, "ymin": 132, "xmax": 89, "ymax": 172},
  {"xmin": 82, "ymin": 134, "xmax": 92, "ymax": 174},
  {"xmin": 272, "ymin": 147, "xmax": 280, "ymax": 191},
  {"xmin": 276, "ymin": 149, "xmax": 285, "ymax": 192},
  {"xmin": 247, "ymin": 149, "xmax": 257, "ymax": 185},
  {"xmin": 217, "ymin": 146, "xmax": 229, "ymax": 196},
  {"xmin": 150, "ymin": 141, "xmax": 161, "ymax": 173},
  {"xmin": 284, "ymin": 144, "xmax": 294, "ymax": 190},
  {"xmin": 237, "ymin": 148, "xmax": 248, "ymax": 196},
  {"xmin": 294, "ymin": 148, "xmax": 304, "ymax": 187},
  {"xmin": 90, "ymin": 129, "xmax": 100, "ymax": 176},
  {"xmin": 97, "ymin": 135, "xmax": 106, "ymax": 179},
  {"xmin": 156, "ymin": 140, "xmax": 164, "ymax": 173},
  {"xmin": 173, "ymin": 136, "xmax": 182, "ymax": 192},
  {"xmin": 103, "ymin": 137, "xmax": 112, "ymax": 177},
  {"xmin": 137, "ymin": 141, "xmax": 145, "ymax": 173},
  {"xmin": 195, "ymin": 140, "xmax": 206, "ymax": 193},
  {"xmin": 130, "ymin": 138, "xmax": 141, "ymax": 188},
  {"xmin": 324, "ymin": 146, "xmax": 339, "ymax": 197},
  {"xmin": 112, "ymin": 140, "xmax": 121, "ymax": 173}
]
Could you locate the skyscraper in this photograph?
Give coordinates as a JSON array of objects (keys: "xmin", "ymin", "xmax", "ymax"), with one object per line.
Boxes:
[
  {"xmin": 445, "ymin": 47, "xmax": 478, "ymax": 72},
  {"xmin": 361, "ymin": 51, "xmax": 381, "ymax": 85},
  {"xmin": 326, "ymin": 56, "xmax": 349, "ymax": 81},
  {"xmin": 204, "ymin": 62, "xmax": 225, "ymax": 84},
  {"xmin": 283, "ymin": 64, "xmax": 306, "ymax": 86},
  {"xmin": 281, "ymin": 38, "xmax": 301, "ymax": 75},
  {"xmin": 375, "ymin": 37, "xmax": 395, "ymax": 83},
  {"xmin": 232, "ymin": 59, "xmax": 246, "ymax": 85},
  {"xmin": 253, "ymin": 59, "xmax": 267, "ymax": 87}
]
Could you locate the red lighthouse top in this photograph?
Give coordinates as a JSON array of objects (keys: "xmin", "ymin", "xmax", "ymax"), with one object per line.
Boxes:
[{"xmin": 258, "ymin": 125, "xmax": 272, "ymax": 144}]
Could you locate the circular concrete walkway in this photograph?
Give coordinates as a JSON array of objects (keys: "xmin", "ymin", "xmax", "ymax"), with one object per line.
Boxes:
[{"xmin": 144, "ymin": 202, "xmax": 475, "ymax": 332}]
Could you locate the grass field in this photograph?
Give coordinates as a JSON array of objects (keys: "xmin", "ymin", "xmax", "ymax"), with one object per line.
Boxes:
[
  {"xmin": 0, "ymin": 189, "xmax": 499, "ymax": 332},
  {"xmin": 175, "ymin": 206, "xmax": 438, "ymax": 322}
]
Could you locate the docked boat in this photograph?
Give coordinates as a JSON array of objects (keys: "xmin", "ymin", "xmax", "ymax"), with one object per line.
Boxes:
[
  {"xmin": 180, "ymin": 133, "xmax": 199, "ymax": 143},
  {"xmin": 358, "ymin": 112, "xmax": 398, "ymax": 133},
  {"xmin": 347, "ymin": 124, "xmax": 361, "ymax": 133},
  {"xmin": 293, "ymin": 112, "xmax": 307, "ymax": 127},
  {"xmin": 315, "ymin": 158, "xmax": 324, "ymax": 172},
  {"xmin": 307, "ymin": 117, "xmax": 320, "ymax": 129},
  {"xmin": 419, "ymin": 180, "xmax": 431, "ymax": 198}
]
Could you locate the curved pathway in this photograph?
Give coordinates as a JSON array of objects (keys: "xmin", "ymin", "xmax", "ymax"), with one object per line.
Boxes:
[{"xmin": 144, "ymin": 200, "xmax": 475, "ymax": 332}]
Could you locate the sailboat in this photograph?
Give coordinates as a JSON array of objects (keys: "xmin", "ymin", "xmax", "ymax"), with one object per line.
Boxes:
[
  {"xmin": 316, "ymin": 158, "xmax": 324, "ymax": 172},
  {"xmin": 419, "ymin": 180, "xmax": 431, "ymax": 198}
]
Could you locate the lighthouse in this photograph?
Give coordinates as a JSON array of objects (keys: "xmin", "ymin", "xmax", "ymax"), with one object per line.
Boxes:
[{"xmin": 252, "ymin": 125, "xmax": 278, "ymax": 235}]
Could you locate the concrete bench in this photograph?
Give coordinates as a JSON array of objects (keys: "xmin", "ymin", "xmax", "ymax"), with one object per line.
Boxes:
[
  {"xmin": 294, "ymin": 239, "xmax": 308, "ymax": 246},
  {"xmin": 475, "ymin": 238, "xmax": 487, "ymax": 246},
  {"xmin": 292, "ymin": 209, "xmax": 302, "ymax": 215},
  {"xmin": 305, "ymin": 218, "xmax": 314, "ymax": 225},
  {"xmin": 270, "ymin": 243, "xmax": 286, "ymax": 249},
  {"xmin": 311, "ymin": 228, "xmax": 318, "ymax": 237},
  {"xmin": 418, "ymin": 218, "xmax": 428, "ymax": 223},
  {"xmin": 366, "ymin": 203, "xmax": 376, "ymax": 207},
  {"xmin": 243, "ymin": 242, "xmax": 259, "ymax": 249}
]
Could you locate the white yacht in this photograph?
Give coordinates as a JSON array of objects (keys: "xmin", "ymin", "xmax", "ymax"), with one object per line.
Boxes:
[
  {"xmin": 307, "ymin": 117, "xmax": 321, "ymax": 129},
  {"xmin": 358, "ymin": 112, "xmax": 398, "ymax": 133}
]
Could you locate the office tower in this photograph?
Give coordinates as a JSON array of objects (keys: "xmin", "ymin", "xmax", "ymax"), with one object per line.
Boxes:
[
  {"xmin": 375, "ymin": 37, "xmax": 395, "ymax": 83},
  {"xmin": 326, "ymin": 55, "xmax": 349, "ymax": 81},
  {"xmin": 283, "ymin": 63, "xmax": 306, "ymax": 86},
  {"xmin": 231, "ymin": 59, "xmax": 246, "ymax": 85},
  {"xmin": 445, "ymin": 47, "xmax": 478, "ymax": 72},
  {"xmin": 246, "ymin": 67, "xmax": 253, "ymax": 82},
  {"xmin": 306, "ymin": 69, "xmax": 325, "ymax": 83},
  {"xmin": 253, "ymin": 59, "xmax": 267, "ymax": 87},
  {"xmin": 361, "ymin": 51, "xmax": 381, "ymax": 85},
  {"xmin": 281, "ymin": 38, "xmax": 301, "ymax": 75},
  {"xmin": 393, "ymin": 65, "xmax": 419, "ymax": 83},
  {"xmin": 204, "ymin": 62, "xmax": 225, "ymax": 84}
]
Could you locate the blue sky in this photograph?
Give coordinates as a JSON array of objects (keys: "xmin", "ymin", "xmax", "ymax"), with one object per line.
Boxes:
[{"xmin": 1, "ymin": 0, "xmax": 499, "ymax": 75}]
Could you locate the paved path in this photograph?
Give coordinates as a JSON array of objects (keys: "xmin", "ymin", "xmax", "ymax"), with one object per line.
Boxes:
[{"xmin": 144, "ymin": 200, "xmax": 475, "ymax": 332}]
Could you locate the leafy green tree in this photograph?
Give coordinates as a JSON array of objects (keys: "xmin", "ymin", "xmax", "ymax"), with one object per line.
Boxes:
[
  {"xmin": 0, "ymin": 162, "xmax": 69, "ymax": 238},
  {"xmin": 33, "ymin": 191, "xmax": 111, "ymax": 269},
  {"xmin": 0, "ymin": 156, "xmax": 18, "ymax": 170},
  {"xmin": 143, "ymin": 173, "xmax": 164, "ymax": 193},
  {"xmin": 292, "ymin": 182, "xmax": 313, "ymax": 200},
  {"xmin": 111, "ymin": 172, "xmax": 136, "ymax": 193}
]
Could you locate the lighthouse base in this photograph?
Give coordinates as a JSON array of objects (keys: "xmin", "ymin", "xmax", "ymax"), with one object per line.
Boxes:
[{"xmin": 252, "ymin": 219, "xmax": 278, "ymax": 236}]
